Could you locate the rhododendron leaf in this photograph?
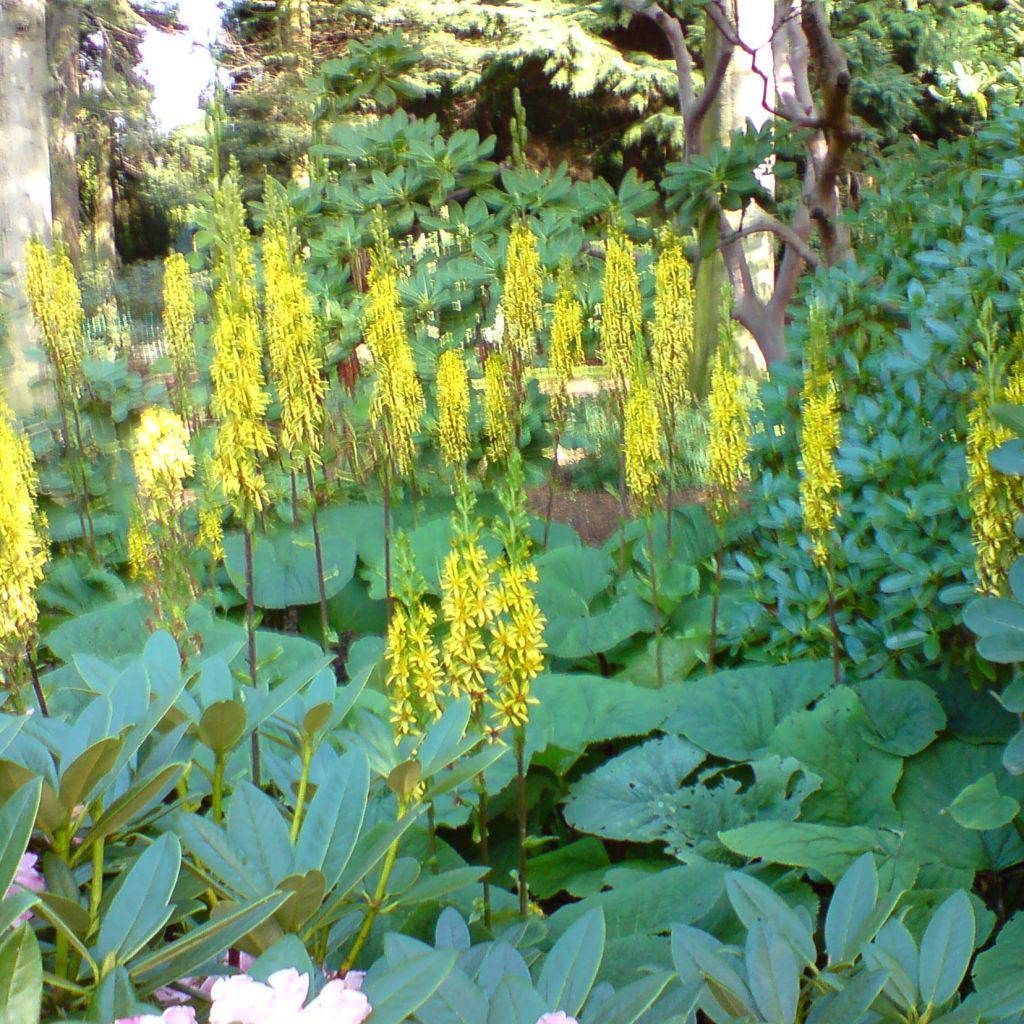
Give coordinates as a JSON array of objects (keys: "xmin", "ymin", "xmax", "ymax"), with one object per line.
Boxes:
[
  {"xmin": 0, "ymin": 763, "xmax": 61, "ymax": 836},
  {"xmin": 475, "ymin": 942, "xmax": 532, "ymax": 999},
  {"xmin": 363, "ymin": 948, "xmax": 459, "ymax": 1024},
  {"xmin": 435, "ymin": 907, "xmax": 471, "ymax": 950},
  {"xmin": 296, "ymin": 749, "xmax": 369, "ymax": 889},
  {"xmin": 226, "ymin": 782, "xmax": 294, "ymax": 886},
  {"xmin": 128, "ymin": 890, "xmax": 289, "ymax": 994},
  {"xmin": 274, "ymin": 869, "xmax": 326, "ymax": 932},
  {"xmin": 247, "ymin": 933, "xmax": 314, "ymax": 984},
  {"xmin": 539, "ymin": 907, "xmax": 605, "ymax": 1017},
  {"xmin": 301, "ymin": 701, "xmax": 333, "ymax": 738},
  {"xmin": 0, "ymin": 779, "xmax": 41, "ymax": 897},
  {"xmin": 58, "ymin": 736, "xmax": 123, "ymax": 817},
  {"xmin": 390, "ymin": 865, "xmax": 487, "ymax": 909},
  {"xmin": 95, "ymin": 834, "xmax": 181, "ymax": 965},
  {"xmin": 582, "ymin": 971, "xmax": 674, "ymax": 1024},
  {"xmin": 87, "ymin": 965, "xmax": 137, "ymax": 1024},
  {"xmin": 486, "ymin": 975, "xmax": 548, "ymax": 1024},
  {"xmin": 175, "ymin": 813, "xmax": 256, "ymax": 899},
  {"xmin": 0, "ymin": 924, "xmax": 42, "ymax": 1024},
  {"xmin": 423, "ymin": 744, "xmax": 510, "ymax": 801},
  {"xmin": 198, "ymin": 700, "xmax": 248, "ymax": 755},
  {"xmin": 388, "ymin": 759, "xmax": 422, "ymax": 800},
  {"xmin": 0, "ymin": 891, "xmax": 37, "ymax": 934},
  {"xmin": 726, "ymin": 873, "xmax": 817, "ymax": 966},
  {"xmin": 417, "ymin": 698, "xmax": 473, "ymax": 779}
]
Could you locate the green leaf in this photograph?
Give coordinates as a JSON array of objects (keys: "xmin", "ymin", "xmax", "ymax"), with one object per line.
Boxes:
[
  {"xmin": 129, "ymin": 890, "xmax": 289, "ymax": 993},
  {"xmin": 805, "ymin": 969, "xmax": 890, "ymax": 1024},
  {"xmin": 964, "ymin": 596, "xmax": 1024, "ymax": 638},
  {"xmin": 0, "ymin": 925, "xmax": 42, "ymax": 1024},
  {"xmin": 95, "ymin": 834, "xmax": 180, "ymax": 965},
  {"xmin": 726, "ymin": 872, "xmax": 816, "ymax": 966},
  {"xmin": 486, "ymin": 975, "xmax": 548, "ymax": 1024},
  {"xmin": 390, "ymin": 866, "xmax": 486, "ymax": 908},
  {"xmin": 545, "ymin": 593, "xmax": 652, "ymax": 658},
  {"xmin": 948, "ymin": 773, "xmax": 1020, "ymax": 830},
  {"xmin": 0, "ymin": 780, "xmax": 42, "ymax": 897},
  {"xmin": 44, "ymin": 598, "xmax": 149, "ymax": 663},
  {"xmin": 198, "ymin": 700, "xmax": 248, "ymax": 755},
  {"xmin": 539, "ymin": 908, "xmax": 604, "ymax": 1017},
  {"xmin": 223, "ymin": 526, "xmax": 356, "ymax": 609},
  {"xmin": 746, "ymin": 921, "xmax": 799, "ymax": 1024},
  {"xmin": 824, "ymin": 854, "xmax": 879, "ymax": 966},
  {"xmin": 919, "ymin": 890, "xmax": 975, "ymax": 1009},
  {"xmin": 363, "ymin": 948, "xmax": 459, "ymax": 1024},
  {"xmin": 226, "ymin": 783, "xmax": 294, "ymax": 888},
  {"xmin": 58, "ymin": 737, "xmax": 124, "ymax": 817},
  {"xmin": 852, "ymin": 678, "xmax": 946, "ymax": 756},
  {"xmin": 527, "ymin": 838, "xmax": 610, "ymax": 899},
  {"xmin": 585, "ymin": 971, "xmax": 674, "ymax": 1024}
]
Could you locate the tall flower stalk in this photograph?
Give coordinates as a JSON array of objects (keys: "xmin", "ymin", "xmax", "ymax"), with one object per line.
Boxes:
[
  {"xmin": 799, "ymin": 304, "xmax": 843, "ymax": 682},
  {"xmin": 0, "ymin": 401, "xmax": 49, "ymax": 714},
  {"xmin": 209, "ymin": 172, "xmax": 274, "ymax": 784},
  {"xmin": 25, "ymin": 239, "xmax": 95, "ymax": 553},
  {"xmin": 436, "ymin": 347, "xmax": 471, "ymax": 481},
  {"xmin": 263, "ymin": 177, "xmax": 330, "ymax": 648},
  {"xmin": 483, "ymin": 351, "xmax": 514, "ymax": 468},
  {"xmin": 651, "ymin": 230, "xmax": 693, "ymax": 544},
  {"xmin": 163, "ymin": 251, "xmax": 198, "ymax": 430},
  {"xmin": 706, "ymin": 286, "xmax": 750, "ymax": 671},
  {"xmin": 362, "ymin": 219, "xmax": 425, "ymax": 624}
]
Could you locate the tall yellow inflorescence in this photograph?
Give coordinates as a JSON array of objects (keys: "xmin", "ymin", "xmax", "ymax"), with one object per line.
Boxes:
[
  {"xmin": 385, "ymin": 535, "xmax": 445, "ymax": 739},
  {"xmin": 440, "ymin": 484, "xmax": 496, "ymax": 713},
  {"xmin": 707, "ymin": 287, "xmax": 751, "ymax": 524},
  {"xmin": 502, "ymin": 220, "xmax": 543, "ymax": 363},
  {"xmin": 0, "ymin": 402, "xmax": 48, "ymax": 675},
  {"xmin": 799, "ymin": 304, "xmax": 842, "ymax": 568},
  {"xmin": 210, "ymin": 174, "xmax": 274, "ymax": 519},
  {"xmin": 163, "ymin": 252, "xmax": 197, "ymax": 422},
  {"xmin": 625, "ymin": 368, "xmax": 663, "ymax": 511},
  {"xmin": 25, "ymin": 239, "xmax": 85, "ymax": 392},
  {"xmin": 263, "ymin": 178, "xmax": 325, "ymax": 467},
  {"xmin": 436, "ymin": 348, "xmax": 471, "ymax": 471},
  {"xmin": 599, "ymin": 226, "xmax": 642, "ymax": 389},
  {"xmin": 196, "ymin": 455, "xmax": 225, "ymax": 563},
  {"xmin": 363, "ymin": 247, "xmax": 425, "ymax": 479},
  {"xmin": 133, "ymin": 407, "xmax": 195, "ymax": 524},
  {"xmin": 484, "ymin": 353, "xmax": 514, "ymax": 465},
  {"xmin": 548, "ymin": 258, "xmax": 584, "ymax": 428},
  {"xmin": 651, "ymin": 230, "xmax": 693, "ymax": 421}
]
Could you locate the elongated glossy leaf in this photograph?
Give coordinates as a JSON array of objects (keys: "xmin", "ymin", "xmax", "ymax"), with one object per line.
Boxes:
[
  {"xmin": 726, "ymin": 872, "xmax": 816, "ymax": 966},
  {"xmin": 584, "ymin": 971, "xmax": 674, "ymax": 1024},
  {"xmin": 825, "ymin": 854, "xmax": 879, "ymax": 965},
  {"xmin": 747, "ymin": 921, "xmax": 799, "ymax": 1024},
  {"xmin": 58, "ymin": 737, "xmax": 123, "ymax": 816},
  {"xmin": 805, "ymin": 969, "xmax": 890, "ymax": 1024},
  {"xmin": 363, "ymin": 948, "xmax": 459, "ymax": 1024},
  {"xmin": 919, "ymin": 890, "xmax": 975, "ymax": 1009},
  {"xmin": 226, "ymin": 782, "xmax": 294, "ymax": 888},
  {"xmin": 486, "ymin": 975, "xmax": 548, "ymax": 1024},
  {"xmin": 539, "ymin": 908, "xmax": 604, "ymax": 1016},
  {"xmin": 0, "ymin": 779, "xmax": 42, "ymax": 897},
  {"xmin": 0, "ymin": 925, "xmax": 42, "ymax": 1024}
]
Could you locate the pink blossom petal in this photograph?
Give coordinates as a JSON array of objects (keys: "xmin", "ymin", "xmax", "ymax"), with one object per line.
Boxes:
[
  {"xmin": 300, "ymin": 982, "xmax": 372, "ymax": 1024},
  {"xmin": 536, "ymin": 1014, "xmax": 578, "ymax": 1024}
]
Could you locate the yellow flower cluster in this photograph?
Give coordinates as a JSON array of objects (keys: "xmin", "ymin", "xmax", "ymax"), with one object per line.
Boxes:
[
  {"xmin": 133, "ymin": 407, "xmax": 195, "ymax": 523},
  {"xmin": 707, "ymin": 291, "xmax": 750, "ymax": 524},
  {"xmin": 440, "ymin": 489, "xmax": 496, "ymax": 709},
  {"xmin": 548, "ymin": 259, "xmax": 584, "ymax": 427},
  {"xmin": 651, "ymin": 231, "xmax": 693, "ymax": 418},
  {"xmin": 502, "ymin": 221, "xmax": 543, "ymax": 362},
  {"xmin": 163, "ymin": 252, "xmax": 197, "ymax": 421},
  {"xmin": 127, "ymin": 507, "xmax": 155, "ymax": 582},
  {"xmin": 599, "ymin": 226, "xmax": 641, "ymax": 388},
  {"xmin": 799, "ymin": 306, "xmax": 842, "ymax": 567},
  {"xmin": 263, "ymin": 178, "xmax": 325, "ymax": 465},
  {"xmin": 436, "ymin": 348, "xmax": 471, "ymax": 470},
  {"xmin": 210, "ymin": 175, "xmax": 274, "ymax": 518},
  {"xmin": 25, "ymin": 239, "xmax": 84, "ymax": 390},
  {"xmin": 385, "ymin": 536, "xmax": 444, "ymax": 738},
  {"xmin": 0, "ymin": 402, "xmax": 48, "ymax": 666},
  {"xmin": 484, "ymin": 353, "xmax": 514, "ymax": 465},
  {"xmin": 196, "ymin": 456, "xmax": 225, "ymax": 563},
  {"xmin": 625, "ymin": 372, "xmax": 663, "ymax": 509},
  {"xmin": 363, "ymin": 253, "xmax": 424, "ymax": 478},
  {"xmin": 489, "ymin": 560, "xmax": 545, "ymax": 731}
]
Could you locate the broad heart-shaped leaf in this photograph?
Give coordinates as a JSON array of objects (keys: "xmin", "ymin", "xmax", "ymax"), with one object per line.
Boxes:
[
  {"xmin": 852, "ymin": 678, "xmax": 946, "ymax": 756},
  {"xmin": 563, "ymin": 736, "xmax": 706, "ymax": 844},
  {"xmin": 746, "ymin": 921, "xmax": 799, "ymax": 1024},
  {"xmin": 539, "ymin": 908, "xmax": 605, "ymax": 1017},
  {"xmin": 1004, "ymin": 728, "xmax": 1024, "ymax": 775},
  {"xmin": 486, "ymin": 975, "xmax": 548, "ymax": 1024},
  {"xmin": 896, "ymin": 739, "xmax": 1024, "ymax": 872},
  {"xmin": 128, "ymin": 890, "xmax": 289, "ymax": 994},
  {"xmin": 534, "ymin": 546, "xmax": 614, "ymax": 618},
  {"xmin": 726, "ymin": 872, "xmax": 817, "ymax": 966},
  {"xmin": 226, "ymin": 783, "xmax": 294, "ymax": 888},
  {"xmin": 662, "ymin": 661, "xmax": 833, "ymax": 760},
  {"xmin": 948, "ymin": 773, "xmax": 1021, "ymax": 830},
  {"xmin": 224, "ymin": 526, "xmax": 356, "ymax": 609},
  {"xmin": 528, "ymin": 838, "xmax": 610, "ymax": 900},
  {"xmin": 770, "ymin": 687, "xmax": 903, "ymax": 827},
  {"xmin": 295, "ymin": 748, "xmax": 369, "ymax": 890},
  {"xmin": 0, "ymin": 924, "xmax": 42, "ymax": 1024},
  {"xmin": 95, "ymin": 834, "xmax": 181, "ymax": 965},
  {"xmin": 0, "ymin": 779, "xmax": 42, "ymax": 897},
  {"xmin": 972, "ymin": 912, "xmax": 1024, "ymax": 1018},
  {"xmin": 546, "ymin": 592, "xmax": 653, "ymax": 659},
  {"xmin": 362, "ymin": 948, "xmax": 459, "ymax": 1024},
  {"xmin": 43, "ymin": 596, "xmax": 150, "ymax": 662},
  {"xmin": 919, "ymin": 890, "xmax": 975, "ymax": 1009},
  {"xmin": 825, "ymin": 853, "xmax": 879, "ymax": 966}
]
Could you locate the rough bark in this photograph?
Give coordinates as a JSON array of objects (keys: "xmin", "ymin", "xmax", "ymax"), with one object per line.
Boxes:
[
  {"xmin": 47, "ymin": 0, "xmax": 81, "ymax": 269},
  {"xmin": 0, "ymin": 0, "xmax": 53, "ymax": 412},
  {"xmin": 94, "ymin": 115, "xmax": 118, "ymax": 271}
]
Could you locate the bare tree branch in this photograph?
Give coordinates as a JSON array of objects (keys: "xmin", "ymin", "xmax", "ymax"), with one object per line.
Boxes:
[{"xmin": 721, "ymin": 213, "xmax": 821, "ymax": 268}]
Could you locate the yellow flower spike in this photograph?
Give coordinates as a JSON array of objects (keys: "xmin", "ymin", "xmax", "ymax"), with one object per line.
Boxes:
[
  {"xmin": 625, "ymin": 368, "xmax": 663, "ymax": 511},
  {"xmin": 163, "ymin": 252, "xmax": 197, "ymax": 422},
  {"xmin": 599, "ymin": 226, "xmax": 642, "ymax": 390},
  {"xmin": 25, "ymin": 239, "xmax": 85, "ymax": 392},
  {"xmin": 549, "ymin": 259, "xmax": 584, "ymax": 428},
  {"xmin": 127, "ymin": 506, "xmax": 155, "ymax": 582},
  {"xmin": 799, "ymin": 305, "xmax": 842, "ymax": 568},
  {"xmin": 436, "ymin": 348, "xmax": 471, "ymax": 471},
  {"xmin": 263, "ymin": 178, "xmax": 325, "ymax": 467},
  {"xmin": 651, "ymin": 230, "xmax": 693, "ymax": 418},
  {"xmin": 502, "ymin": 221, "xmax": 543, "ymax": 363},
  {"xmin": 210, "ymin": 174, "xmax": 274, "ymax": 519},
  {"xmin": 707, "ymin": 286, "xmax": 751, "ymax": 525},
  {"xmin": 132, "ymin": 407, "xmax": 195, "ymax": 524},
  {"xmin": 484, "ymin": 353, "xmax": 514, "ymax": 465},
  {"xmin": 0, "ymin": 401, "xmax": 48, "ymax": 670},
  {"xmin": 363, "ymin": 249, "xmax": 425, "ymax": 479},
  {"xmin": 196, "ymin": 455, "xmax": 226, "ymax": 563}
]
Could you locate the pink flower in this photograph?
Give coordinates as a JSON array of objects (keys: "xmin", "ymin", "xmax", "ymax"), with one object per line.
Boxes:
[
  {"xmin": 536, "ymin": 1014, "xmax": 578, "ymax": 1024},
  {"xmin": 6, "ymin": 853, "xmax": 44, "ymax": 925},
  {"xmin": 300, "ymin": 979, "xmax": 372, "ymax": 1024},
  {"xmin": 208, "ymin": 969, "xmax": 372, "ymax": 1024},
  {"xmin": 114, "ymin": 1009, "xmax": 196, "ymax": 1024}
]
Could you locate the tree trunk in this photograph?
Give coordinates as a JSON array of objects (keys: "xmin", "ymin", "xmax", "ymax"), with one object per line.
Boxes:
[
  {"xmin": 94, "ymin": 116, "xmax": 117, "ymax": 270},
  {"xmin": 692, "ymin": 0, "xmax": 775, "ymax": 398},
  {"xmin": 47, "ymin": 0, "xmax": 80, "ymax": 269},
  {"xmin": 0, "ymin": 0, "xmax": 53, "ymax": 412}
]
